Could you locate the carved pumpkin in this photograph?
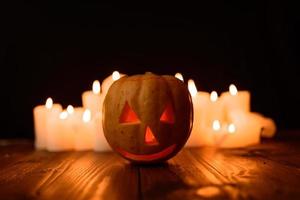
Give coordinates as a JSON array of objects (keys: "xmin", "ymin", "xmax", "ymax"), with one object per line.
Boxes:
[{"xmin": 103, "ymin": 72, "xmax": 193, "ymax": 163}]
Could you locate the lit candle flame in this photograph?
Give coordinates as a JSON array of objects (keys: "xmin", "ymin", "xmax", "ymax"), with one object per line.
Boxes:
[
  {"xmin": 59, "ymin": 111, "xmax": 68, "ymax": 120},
  {"xmin": 67, "ymin": 105, "xmax": 74, "ymax": 114},
  {"xmin": 112, "ymin": 71, "xmax": 121, "ymax": 81},
  {"xmin": 45, "ymin": 98, "xmax": 53, "ymax": 109},
  {"xmin": 212, "ymin": 120, "xmax": 221, "ymax": 131},
  {"xmin": 188, "ymin": 79, "xmax": 197, "ymax": 97},
  {"xmin": 92, "ymin": 80, "xmax": 101, "ymax": 94},
  {"xmin": 175, "ymin": 73, "xmax": 184, "ymax": 82},
  {"xmin": 210, "ymin": 91, "xmax": 218, "ymax": 102},
  {"xmin": 228, "ymin": 123, "xmax": 236, "ymax": 133},
  {"xmin": 83, "ymin": 109, "xmax": 91, "ymax": 123},
  {"xmin": 229, "ymin": 84, "xmax": 238, "ymax": 96}
]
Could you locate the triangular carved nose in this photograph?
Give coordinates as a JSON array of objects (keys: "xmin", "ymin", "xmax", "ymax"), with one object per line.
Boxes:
[{"xmin": 145, "ymin": 126, "xmax": 158, "ymax": 145}]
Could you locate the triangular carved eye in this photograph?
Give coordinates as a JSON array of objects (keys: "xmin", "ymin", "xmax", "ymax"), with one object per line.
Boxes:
[
  {"xmin": 119, "ymin": 101, "xmax": 140, "ymax": 123},
  {"xmin": 160, "ymin": 103, "xmax": 175, "ymax": 124}
]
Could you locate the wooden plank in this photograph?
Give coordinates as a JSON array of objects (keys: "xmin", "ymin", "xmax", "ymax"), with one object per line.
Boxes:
[
  {"xmin": 0, "ymin": 143, "xmax": 139, "ymax": 200},
  {"xmin": 246, "ymin": 140, "xmax": 300, "ymax": 168},
  {"xmin": 0, "ymin": 150, "xmax": 74, "ymax": 199},
  {"xmin": 1, "ymin": 138, "xmax": 300, "ymax": 200},
  {"xmin": 0, "ymin": 140, "xmax": 34, "ymax": 169},
  {"xmin": 139, "ymin": 142, "xmax": 300, "ymax": 200},
  {"xmin": 31, "ymin": 152, "xmax": 139, "ymax": 200},
  {"xmin": 190, "ymin": 144, "xmax": 300, "ymax": 199},
  {"xmin": 139, "ymin": 149, "xmax": 232, "ymax": 200}
]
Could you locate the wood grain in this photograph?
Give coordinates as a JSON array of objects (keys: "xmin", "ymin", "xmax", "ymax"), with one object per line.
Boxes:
[
  {"xmin": 139, "ymin": 140, "xmax": 300, "ymax": 200},
  {"xmin": 0, "ymin": 140, "xmax": 139, "ymax": 200},
  {"xmin": 0, "ymin": 136, "xmax": 300, "ymax": 200}
]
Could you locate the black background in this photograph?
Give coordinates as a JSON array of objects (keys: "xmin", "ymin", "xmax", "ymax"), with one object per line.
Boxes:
[{"xmin": 0, "ymin": 2, "xmax": 299, "ymax": 138}]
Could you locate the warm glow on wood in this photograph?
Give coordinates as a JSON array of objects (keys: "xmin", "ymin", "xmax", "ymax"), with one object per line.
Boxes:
[
  {"xmin": 175, "ymin": 73, "xmax": 184, "ymax": 82},
  {"xmin": 188, "ymin": 79, "xmax": 197, "ymax": 97},
  {"xmin": 229, "ymin": 84, "xmax": 238, "ymax": 96},
  {"xmin": 119, "ymin": 102, "xmax": 140, "ymax": 123},
  {"xmin": 92, "ymin": 80, "xmax": 100, "ymax": 94},
  {"xmin": 210, "ymin": 91, "xmax": 218, "ymax": 102},
  {"xmin": 45, "ymin": 98, "xmax": 53, "ymax": 109},
  {"xmin": 196, "ymin": 186, "xmax": 221, "ymax": 198}
]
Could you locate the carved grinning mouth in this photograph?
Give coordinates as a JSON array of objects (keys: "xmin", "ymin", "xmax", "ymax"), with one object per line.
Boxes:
[{"xmin": 115, "ymin": 144, "xmax": 176, "ymax": 162}]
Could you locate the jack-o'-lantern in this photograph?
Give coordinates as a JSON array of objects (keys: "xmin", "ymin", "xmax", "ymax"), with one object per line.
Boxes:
[{"xmin": 103, "ymin": 72, "xmax": 193, "ymax": 163}]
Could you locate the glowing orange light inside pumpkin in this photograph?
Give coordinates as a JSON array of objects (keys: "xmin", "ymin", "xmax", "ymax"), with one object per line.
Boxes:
[
  {"xmin": 116, "ymin": 144, "xmax": 176, "ymax": 162},
  {"xmin": 119, "ymin": 101, "xmax": 140, "ymax": 123},
  {"xmin": 160, "ymin": 103, "xmax": 175, "ymax": 124},
  {"xmin": 145, "ymin": 126, "xmax": 158, "ymax": 145}
]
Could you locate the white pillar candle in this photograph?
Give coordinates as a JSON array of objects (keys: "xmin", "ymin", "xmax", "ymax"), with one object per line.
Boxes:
[
  {"xmin": 93, "ymin": 112, "xmax": 112, "ymax": 152},
  {"xmin": 250, "ymin": 112, "xmax": 277, "ymax": 138},
  {"xmin": 82, "ymin": 80, "xmax": 103, "ymax": 116},
  {"xmin": 33, "ymin": 98, "xmax": 62, "ymax": 149},
  {"xmin": 261, "ymin": 117, "xmax": 276, "ymax": 138},
  {"xmin": 204, "ymin": 91, "xmax": 225, "ymax": 127},
  {"xmin": 174, "ymin": 72, "xmax": 184, "ymax": 82},
  {"xmin": 74, "ymin": 109, "xmax": 95, "ymax": 151},
  {"xmin": 185, "ymin": 79, "xmax": 211, "ymax": 147},
  {"xmin": 215, "ymin": 111, "xmax": 261, "ymax": 148},
  {"xmin": 210, "ymin": 119, "xmax": 226, "ymax": 146},
  {"xmin": 101, "ymin": 71, "xmax": 125, "ymax": 96},
  {"xmin": 66, "ymin": 105, "xmax": 84, "ymax": 130},
  {"xmin": 47, "ymin": 110, "xmax": 74, "ymax": 151},
  {"xmin": 221, "ymin": 84, "xmax": 251, "ymax": 114},
  {"xmin": 67, "ymin": 106, "xmax": 96, "ymax": 151}
]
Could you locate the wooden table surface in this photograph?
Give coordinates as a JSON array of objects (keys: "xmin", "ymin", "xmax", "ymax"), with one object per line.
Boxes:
[{"xmin": 1, "ymin": 132, "xmax": 300, "ymax": 200}]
